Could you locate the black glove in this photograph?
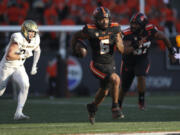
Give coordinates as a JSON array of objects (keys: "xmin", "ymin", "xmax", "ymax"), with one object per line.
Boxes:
[{"xmin": 168, "ymin": 47, "xmax": 176, "ymax": 55}]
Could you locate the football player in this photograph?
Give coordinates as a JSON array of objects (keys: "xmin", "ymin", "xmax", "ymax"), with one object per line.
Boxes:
[
  {"xmin": 71, "ymin": 7, "xmax": 136, "ymax": 124},
  {"xmin": 0, "ymin": 20, "xmax": 41, "ymax": 120},
  {"xmin": 118, "ymin": 13, "xmax": 176, "ymax": 113}
]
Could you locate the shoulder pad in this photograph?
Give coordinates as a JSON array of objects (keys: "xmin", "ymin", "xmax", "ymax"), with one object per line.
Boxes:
[
  {"xmin": 11, "ymin": 32, "xmax": 24, "ymax": 44},
  {"xmin": 145, "ymin": 23, "xmax": 155, "ymax": 31},
  {"xmin": 110, "ymin": 22, "xmax": 119, "ymax": 27},
  {"xmin": 87, "ymin": 24, "xmax": 97, "ymax": 29},
  {"xmin": 122, "ymin": 28, "xmax": 132, "ymax": 35}
]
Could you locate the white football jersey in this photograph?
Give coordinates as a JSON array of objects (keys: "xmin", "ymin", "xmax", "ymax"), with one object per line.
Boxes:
[{"xmin": 0, "ymin": 32, "xmax": 40, "ymax": 67}]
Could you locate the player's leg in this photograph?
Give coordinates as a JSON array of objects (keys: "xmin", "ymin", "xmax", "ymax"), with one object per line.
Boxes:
[
  {"xmin": 94, "ymin": 88, "xmax": 109, "ymax": 106},
  {"xmin": 0, "ymin": 65, "xmax": 14, "ymax": 96},
  {"xmin": 87, "ymin": 61, "xmax": 111, "ymax": 124},
  {"xmin": 13, "ymin": 66, "xmax": 30, "ymax": 120},
  {"xmin": 118, "ymin": 62, "xmax": 135, "ymax": 110},
  {"xmin": 90, "ymin": 61, "xmax": 123, "ymax": 119},
  {"xmin": 135, "ymin": 56, "xmax": 150, "ymax": 110},
  {"xmin": 110, "ymin": 73, "xmax": 120, "ymax": 105},
  {"xmin": 137, "ymin": 76, "xmax": 146, "ymax": 110},
  {"xmin": 87, "ymin": 87, "xmax": 108, "ymax": 124},
  {"xmin": 109, "ymin": 73, "xmax": 125, "ymax": 119}
]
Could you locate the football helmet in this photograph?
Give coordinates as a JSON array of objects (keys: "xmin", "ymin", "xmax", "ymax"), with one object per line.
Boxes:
[
  {"xmin": 130, "ymin": 13, "xmax": 148, "ymax": 34},
  {"xmin": 21, "ymin": 20, "xmax": 39, "ymax": 41},
  {"xmin": 92, "ymin": 6, "xmax": 111, "ymax": 29}
]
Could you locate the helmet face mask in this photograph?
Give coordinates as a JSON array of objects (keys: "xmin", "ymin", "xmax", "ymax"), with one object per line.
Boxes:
[
  {"xmin": 21, "ymin": 20, "xmax": 39, "ymax": 41},
  {"xmin": 130, "ymin": 22, "xmax": 141, "ymax": 34},
  {"xmin": 130, "ymin": 13, "xmax": 148, "ymax": 34},
  {"xmin": 96, "ymin": 17, "xmax": 110, "ymax": 30},
  {"xmin": 93, "ymin": 7, "xmax": 111, "ymax": 30}
]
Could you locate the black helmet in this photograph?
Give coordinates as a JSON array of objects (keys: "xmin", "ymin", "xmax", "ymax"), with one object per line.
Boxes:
[
  {"xmin": 130, "ymin": 12, "xmax": 148, "ymax": 29},
  {"xmin": 92, "ymin": 6, "xmax": 111, "ymax": 29}
]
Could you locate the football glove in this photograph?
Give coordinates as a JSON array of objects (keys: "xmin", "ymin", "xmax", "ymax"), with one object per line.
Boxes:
[
  {"xmin": 168, "ymin": 47, "xmax": 176, "ymax": 55},
  {"xmin": 31, "ymin": 66, "xmax": 37, "ymax": 75}
]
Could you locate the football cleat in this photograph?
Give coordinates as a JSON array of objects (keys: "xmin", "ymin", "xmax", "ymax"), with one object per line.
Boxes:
[
  {"xmin": 138, "ymin": 102, "xmax": 145, "ymax": 111},
  {"xmin": 86, "ymin": 103, "xmax": 97, "ymax": 125},
  {"xmin": 14, "ymin": 113, "xmax": 30, "ymax": 120},
  {"xmin": 112, "ymin": 107, "xmax": 125, "ymax": 119}
]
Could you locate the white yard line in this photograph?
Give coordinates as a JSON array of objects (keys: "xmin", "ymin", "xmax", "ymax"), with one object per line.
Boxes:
[
  {"xmin": 28, "ymin": 100, "xmax": 180, "ymax": 110},
  {"xmin": 65, "ymin": 132, "xmax": 180, "ymax": 135}
]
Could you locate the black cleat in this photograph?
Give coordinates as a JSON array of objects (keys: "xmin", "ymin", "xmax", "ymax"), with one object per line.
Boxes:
[
  {"xmin": 86, "ymin": 103, "xmax": 97, "ymax": 125},
  {"xmin": 138, "ymin": 102, "xmax": 145, "ymax": 111},
  {"xmin": 112, "ymin": 107, "xmax": 125, "ymax": 119}
]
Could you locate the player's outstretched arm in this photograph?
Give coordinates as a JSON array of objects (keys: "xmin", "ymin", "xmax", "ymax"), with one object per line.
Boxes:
[
  {"xmin": 116, "ymin": 32, "xmax": 134, "ymax": 54},
  {"xmin": 154, "ymin": 31, "xmax": 176, "ymax": 63}
]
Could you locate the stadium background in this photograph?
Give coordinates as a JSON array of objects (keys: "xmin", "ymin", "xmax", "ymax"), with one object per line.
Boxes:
[{"xmin": 0, "ymin": 0, "xmax": 180, "ymax": 97}]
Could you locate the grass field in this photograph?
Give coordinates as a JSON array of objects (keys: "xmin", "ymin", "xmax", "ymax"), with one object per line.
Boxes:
[{"xmin": 0, "ymin": 93, "xmax": 180, "ymax": 135}]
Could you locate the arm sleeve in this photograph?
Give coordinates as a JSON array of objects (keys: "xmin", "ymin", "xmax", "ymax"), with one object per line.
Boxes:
[
  {"xmin": 32, "ymin": 46, "xmax": 41, "ymax": 67},
  {"xmin": 32, "ymin": 35, "xmax": 41, "ymax": 67}
]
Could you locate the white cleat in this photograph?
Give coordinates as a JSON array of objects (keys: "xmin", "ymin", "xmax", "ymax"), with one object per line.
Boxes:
[{"xmin": 14, "ymin": 113, "xmax": 30, "ymax": 120}]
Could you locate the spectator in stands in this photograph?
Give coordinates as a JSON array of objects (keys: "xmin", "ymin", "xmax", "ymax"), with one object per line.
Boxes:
[
  {"xmin": 6, "ymin": 2, "xmax": 21, "ymax": 25},
  {"xmin": 162, "ymin": 4, "xmax": 177, "ymax": 40}
]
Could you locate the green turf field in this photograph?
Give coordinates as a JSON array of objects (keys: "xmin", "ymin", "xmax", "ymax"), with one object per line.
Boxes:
[{"xmin": 0, "ymin": 93, "xmax": 180, "ymax": 135}]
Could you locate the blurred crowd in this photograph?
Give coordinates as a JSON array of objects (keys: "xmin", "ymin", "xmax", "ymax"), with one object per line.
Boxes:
[{"xmin": 0, "ymin": 0, "xmax": 180, "ymax": 50}]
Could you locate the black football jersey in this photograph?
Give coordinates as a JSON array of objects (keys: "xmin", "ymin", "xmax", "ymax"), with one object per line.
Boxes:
[
  {"xmin": 122, "ymin": 23, "xmax": 158, "ymax": 64},
  {"xmin": 82, "ymin": 22, "xmax": 121, "ymax": 64}
]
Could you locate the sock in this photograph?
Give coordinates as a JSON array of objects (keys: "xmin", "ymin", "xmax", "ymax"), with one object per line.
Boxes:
[
  {"xmin": 112, "ymin": 102, "xmax": 118, "ymax": 108},
  {"xmin": 16, "ymin": 90, "xmax": 28, "ymax": 114},
  {"xmin": 118, "ymin": 100, "xmax": 122, "ymax": 109},
  {"xmin": 138, "ymin": 92, "xmax": 145, "ymax": 105},
  {"xmin": 15, "ymin": 105, "xmax": 23, "ymax": 114}
]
